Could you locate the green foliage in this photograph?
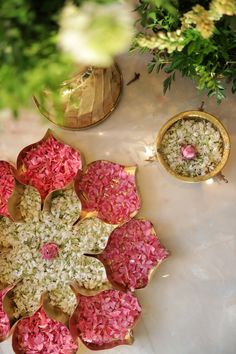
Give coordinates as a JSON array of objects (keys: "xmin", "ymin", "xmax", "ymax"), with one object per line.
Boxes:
[
  {"xmin": 0, "ymin": 0, "xmax": 71, "ymax": 114},
  {"xmin": 0, "ymin": 0, "xmax": 118, "ymax": 114},
  {"xmin": 135, "ymin": 0, "xmax": 180, "ymax": 31},
  {"xmin": 135, "ymin": 1, "xmax": 236, "ymax": 103}
]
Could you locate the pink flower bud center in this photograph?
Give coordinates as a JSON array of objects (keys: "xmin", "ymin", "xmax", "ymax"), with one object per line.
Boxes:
[
  {"xmin": 181, "ymin": 144, "xmax": 197, "ymax": 160},
  {"xmin": 40, "ymin": 243, "xmax": 59, "ymax": 261}
]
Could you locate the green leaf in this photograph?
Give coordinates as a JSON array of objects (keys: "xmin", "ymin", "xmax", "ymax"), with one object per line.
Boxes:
[
  {"xmin": 187, "ymin": 42, "xmax": 196, "ymax": 55},
  {"xmin": 216, "ymin": 90, "xmax": 226, "ymax": 104},
  {"xmin": 148, "ymin": 12, "xmax": 156, "ymax": 21},
  {"xmin": 147, "ymin": 61, "xmax": 156, "ymax": 73},
  {"xmin": 163, "ymin": 75, "xmax": 172, "ymax": 94},
  {"xmin": 156, "ymin": 62, "xmax": 166, "ymax": 72}
]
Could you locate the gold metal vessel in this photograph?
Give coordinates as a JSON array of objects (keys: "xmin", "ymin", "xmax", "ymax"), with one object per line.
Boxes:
[
  {"xmin": 33, "ymin": 64, "xmax": 122, "ymax": 130},
  {"xmin": 156, "ymin": 110, "xmax": 230, "ymax": 183}
]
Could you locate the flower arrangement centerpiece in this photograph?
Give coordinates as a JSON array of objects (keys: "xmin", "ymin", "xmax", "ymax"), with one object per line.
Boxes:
[
  {"xmin": 156, "ymin": 110, "xmax": 230, "ymax": 182},
  {"xmin": 0, "ymin": 130, "xmax": 169, "ymax": 353}
]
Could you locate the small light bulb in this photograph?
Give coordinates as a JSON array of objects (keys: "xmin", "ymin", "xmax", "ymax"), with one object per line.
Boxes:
[
  {"xmin": 205, "ymin": 178, "xmax": 214, "ymax": 185},
  {"xmin": 144, "ymin": 145, "xmax": 155, "ymax": 159}
]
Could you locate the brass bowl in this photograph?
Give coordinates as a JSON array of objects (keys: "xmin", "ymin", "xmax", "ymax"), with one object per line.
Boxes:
[
  {"xmin": 156, "ymin": 110, "xmax": 230, "ymax": 183},
  {"xmin": 33, "ymin": 64, "xmax": 122, "ymax": 130}
]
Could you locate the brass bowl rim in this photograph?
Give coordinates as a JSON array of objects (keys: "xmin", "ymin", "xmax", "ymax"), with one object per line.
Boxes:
[{"xmin": 156, "ymin": 110, "xmax": 231, "ymax": 183}]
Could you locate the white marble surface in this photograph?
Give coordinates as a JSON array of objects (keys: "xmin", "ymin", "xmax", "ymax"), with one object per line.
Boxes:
[{"xmin": 0, "ymin": 53, "xmax": 236, "ymax": 354}]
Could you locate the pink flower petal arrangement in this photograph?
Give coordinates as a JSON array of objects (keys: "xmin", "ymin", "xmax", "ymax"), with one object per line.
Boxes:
[
  {"xmin": 0, "ymin": 289, "xmax": 10, "ymax": 340},
  {"xmin": 17, "ymin": 134, "xmax": 82, "ymax": 198},
  {"xmin": 75, "ymin": 160, "xmax": 141, "ymax": 224},
  {"xmin": 0, "ymin": 129, "xmax": 169, "ymax": 353},
  {"xmin": 0, "ymin": 161, "xmax": 15, "ymax": 217},
  {"xmin": 13, "ymin": 308, "xmax": 78, "ymax": 354},
  {"xmin": 99, "ymin": 219, "xmax": 169, "ymax": 291},
  {"xmin": 70, "ymin": 289, "xmax": 141, "ymax": 349}
]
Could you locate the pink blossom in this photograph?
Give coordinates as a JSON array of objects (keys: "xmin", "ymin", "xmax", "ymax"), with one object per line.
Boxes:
[
  {"xmin": 100, "ymin": 219, "xmax": 169, "ymax": 290},
  {"xmin": 18, "ymin": 136, "xmax": 82, "ymax": 198},
  {"xmin": 0, "ymin": 161, "xmax": 15, "ymax": 217},
  {"xmin": 14, "ymin": 308, "xmax": 78, "ymax": 353},
  {"xmin": 74, "ymin": 290, "xmax": 141, "ymax": 346},
  {"xmin": 181, "ymin": 144, "xmax": 197, "ymax": 160},
  {"xmin": 40, "ymin": 243, "xmax": 59, "ymax": 261},
  {"xmin": 0, "ymin": 289, "xmax": 10, "ymax": 339},
  {"xmin": 76, "ymin": 161, "xmax": 140, "ymax": 224}
]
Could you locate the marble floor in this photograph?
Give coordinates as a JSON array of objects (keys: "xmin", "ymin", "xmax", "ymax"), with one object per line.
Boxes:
[{"xmin": 0, "ymin": 53, "xmax": 236, "ymax": 354}]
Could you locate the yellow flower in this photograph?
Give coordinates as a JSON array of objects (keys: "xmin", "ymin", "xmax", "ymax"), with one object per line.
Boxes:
[
  {"xmin": 210, "ymin": 0, "xmax": 236, "ymax": 17},
  {"xmin": 182, "ymin": 5, "xmax": 215, "ymax": 39},
  {"xmin": 137, "ymin": 31, "xmax": 185, "ymax": 53}
]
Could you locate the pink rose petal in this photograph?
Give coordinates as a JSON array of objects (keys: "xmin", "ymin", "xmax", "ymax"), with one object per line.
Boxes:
[
  {"xmin": 14, "ymin": 308, "xmax": 78, "ymax": 353},
  {"xmin": 75, "ymin": 290, "xmax": 141, "ymax": 346},
  {"xmin": 18, "ymin": 136, "xmax": 82, "ymax": 198},
  {"xmin": 0, "ymin": 289, "xmax": 10, "ymax": 339},
  {"xmin": 76, "ymin": 161, "xmax": 140, "ymax": 224},
  {"xmin": 100, "ymin": 219, "xmax": 169, "ymax": 290},
  {"xmin": 0, "ymin": 161, "xmax": 15, "ymax": 217}
]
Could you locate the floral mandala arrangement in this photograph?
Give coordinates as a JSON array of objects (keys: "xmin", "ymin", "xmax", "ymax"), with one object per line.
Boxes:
[{"xmin": 0, "ymin": 130, "xmax": 169, "ymax": 353}]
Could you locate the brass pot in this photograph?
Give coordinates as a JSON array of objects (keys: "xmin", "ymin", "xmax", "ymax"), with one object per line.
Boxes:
[
  {"xmin": 156, "ymin": 110, "xmax": 230, "ymax": 183},
  {"xmin": 33, "ymin": 64, "xmax": 122, "ymax": 130}
]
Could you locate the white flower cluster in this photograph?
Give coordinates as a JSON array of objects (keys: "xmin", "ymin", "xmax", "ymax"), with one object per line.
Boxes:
[
  {"xmin": 0, "ymin": 185, "xmax": 113, "ymax": 317},
  {"xmin": 59, "ymin": 1, "xmax": 134, "ymax": 66},
  {"xmin": 160, "ymin": 118, "xmax": 223, "ymax": 177},
  {"xmin": 13, "ymin": 279, "xmax": 43, "ymax": 318},
  {"xmin": 74, "ymin": 217, "xmax": 116, "ymax": 254},
  {"xmin": 20, "ymin": 185, "xmax": 41, "ymax": 221},
  {"xmin": 48, "ymin": 284, "xmax": 77, "ymax": 316}
]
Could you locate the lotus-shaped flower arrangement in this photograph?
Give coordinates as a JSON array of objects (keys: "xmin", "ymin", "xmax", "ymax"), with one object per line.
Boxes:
[{"xmin": 0, "ymin": 130, "xmax": 168, "ymax": 353}]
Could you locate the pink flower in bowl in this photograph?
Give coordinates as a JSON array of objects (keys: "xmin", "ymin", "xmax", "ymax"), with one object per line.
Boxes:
[{"xmin": 181, "ymin": 144, "xmax": 197, "ymax": 160}]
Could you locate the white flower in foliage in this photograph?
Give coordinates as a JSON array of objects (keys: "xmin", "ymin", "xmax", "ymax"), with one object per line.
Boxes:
[{"xmin": 59, "ymin": 1, "xmax": 134, "ymax": 67}]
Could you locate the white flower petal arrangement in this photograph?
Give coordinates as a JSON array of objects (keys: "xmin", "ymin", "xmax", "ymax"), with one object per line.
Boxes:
[
  {"xmin": 161, "ymin": 119, "xmax": 223, "ymax": 176},
  {"xmin": 157, "ymin": 111, "xmax": 230, "ymax": 182},
  {"xmin": 1, "ymin": 186, "xmax": 110, "ymax": 318},
  {"xmin": 0, "ymin": 130, "xmax": 169, "ymax": 353}
]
